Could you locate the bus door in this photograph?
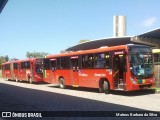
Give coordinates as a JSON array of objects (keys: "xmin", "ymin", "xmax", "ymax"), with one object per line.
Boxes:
[
  {"xmin": 70, "ymin": 56, "xmax": 79, "ymax": 87},
  {"xmin": 50, "ymin": 59, "xmax": 56, "ymax": 83},
  {"xmin": 112, "ymin": 51, "xmax": 126, "ymax": 90},
  {"xmin": 43, "ymin": 59, "xmax": 51, "ymax": 83}
]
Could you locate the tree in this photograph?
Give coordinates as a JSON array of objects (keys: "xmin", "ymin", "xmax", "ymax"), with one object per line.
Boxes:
[
  {"xmin": 79, "ymin": 40, "xmax": 90, "ymax": 44},
  {"xmin": 26, "ymin": 51, "xmax": 49, "ymax": 58},
  {"xmin": 4, "ymin": 55, "xmax": 9, "ymax": 62},
  {"xmin": 0, "ymin": 57, "xmax": 5, "ymax": 67},
  {"xmin": 0, "ymin": 55, "xmax": 9, "ymax": 67}
]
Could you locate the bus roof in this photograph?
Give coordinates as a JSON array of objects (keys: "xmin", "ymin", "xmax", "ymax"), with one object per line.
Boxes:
[
  {"xmin": 1, "ymin": 58, "xmax": 38, "ymax": 65},
  {"xmin": 47, "ymin": 44, "xmax": 151, "ymax": 59},
  {"xmin": 46, "ymin": 45, "xmax": 129, "ymax": 59}
]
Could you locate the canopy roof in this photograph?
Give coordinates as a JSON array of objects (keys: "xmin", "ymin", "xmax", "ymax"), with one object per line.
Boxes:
[
  {"xmin": 137, "ymin": 28, "xmax": 160, "ymax": 39},
  {"xmin": 0, "ymin": 0, "xmax": 8, "ymax": 13},
  {"xmin": 67, "ymin": 28, "xmax": 160, "ymax": 51}
]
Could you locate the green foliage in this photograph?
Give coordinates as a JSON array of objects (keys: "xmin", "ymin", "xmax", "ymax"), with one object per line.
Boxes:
[
  {"xmin": 26, "ymin": 51, "xmax": 49, "ymax": 58},
  {"xmin": 79, "ymin": 40, "xmax": 90, "ymax": 44},
  {"xmin": 0, "ymin": 55, "xmax": 9, "ymax": 67},
  {"xmin": 0, "ymin": 70, "xmax": 2, "ymax": 78},
  {"xmin": 4, "ymin": 55, "xmax": 9, "ymax": 62}
]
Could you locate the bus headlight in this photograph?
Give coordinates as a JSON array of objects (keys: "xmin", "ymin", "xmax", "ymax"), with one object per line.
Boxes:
[{"xmin": 130, "ymin": 77, "xmax": 137, "ymax": 84}]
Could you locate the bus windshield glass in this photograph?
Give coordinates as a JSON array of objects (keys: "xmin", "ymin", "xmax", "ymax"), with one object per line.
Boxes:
[{"xmin": 128, "ymin": 46, "xmax": 154, "ymax": 79}]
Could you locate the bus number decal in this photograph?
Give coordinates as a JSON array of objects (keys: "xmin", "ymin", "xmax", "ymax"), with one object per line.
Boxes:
[
  {"xmin": 79, "ymin": 73, "xmax": 88, "ymax": 77},
  {"xmin": 114, "ymin": 51, "xmax": 124, "ymax": 55},
  {"xmin": 94, "ymin": 73, "xmax": 106, "ymax": 77}
]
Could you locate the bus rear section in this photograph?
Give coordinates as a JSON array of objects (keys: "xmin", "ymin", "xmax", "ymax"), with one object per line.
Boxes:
[
  {"xmin": 1, "ymin": 62, "xmax": 12, "ymax": 80},
  {"xmin": 44, "ymin": 44, "xmax": 155, "ymax": 93}
]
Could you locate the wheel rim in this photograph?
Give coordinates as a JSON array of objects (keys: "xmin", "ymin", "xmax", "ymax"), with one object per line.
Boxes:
[
  {"xmin": 103, "ymin": 81, "xmax": 109, "ymax": 90},
  {"xmin": 60, "ymin": 80, "xmax": 64, "ymax": 88},
  {"xmin": 59, "ymin": 78, "xmax": 65, "ymax": 88}
]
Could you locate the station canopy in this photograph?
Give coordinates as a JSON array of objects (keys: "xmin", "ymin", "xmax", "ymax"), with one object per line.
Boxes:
[
  {"xmin": 66, "ymin": 28, "xmax": 160, "ymax": 51},
  {"xmin": 0, "ymin": 0, "xmax": 8, "ymax": 13}
]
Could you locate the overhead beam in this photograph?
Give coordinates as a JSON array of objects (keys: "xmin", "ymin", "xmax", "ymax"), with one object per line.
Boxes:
[{"xmin": 131, "ymin": 36, "xmax": 160, "ymax": 48}]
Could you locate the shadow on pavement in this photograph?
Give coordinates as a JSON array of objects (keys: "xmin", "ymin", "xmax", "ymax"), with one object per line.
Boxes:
[
  {"xmin": 8, "ymin": 79, "xmax": 156, "ymax": 96},
  {"xmin": 0, "ymin": 83, "xmax": 158, "ymax": 120},
  {"xmin": 50, "ymin": 85, "xmax": 156, "ymax": 96},
  {"xmin": 110, "ymin": 89, "xmax": 156, "ymax": 96},
  {"xmin": 7, "ymin": 79, "xmax": 49, "ymax": 85}
]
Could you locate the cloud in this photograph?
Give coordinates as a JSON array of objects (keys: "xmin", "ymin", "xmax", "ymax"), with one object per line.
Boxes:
[{"xmin": 142, "ymin": 17, "xmax": 158, "ymax": 27}]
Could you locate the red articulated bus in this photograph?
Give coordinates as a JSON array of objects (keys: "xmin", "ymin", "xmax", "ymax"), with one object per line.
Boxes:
[
  {"xmin": 43, "ymin": 44, "xmax": 155, "ymax": 93},
  {"xmin": 1, "ymin": 58, "xmax": 44, "ymax": 83}
]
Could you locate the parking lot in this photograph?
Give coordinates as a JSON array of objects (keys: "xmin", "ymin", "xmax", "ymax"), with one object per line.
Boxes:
[{"xmin": 0, "ymin": 78, "xmax": 160, "ymax": 119}]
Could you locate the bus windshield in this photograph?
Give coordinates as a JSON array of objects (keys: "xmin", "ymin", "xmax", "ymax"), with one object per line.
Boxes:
[{"xmin": 129, "ymin": 46, "xmax": 154, "ymax": 79}]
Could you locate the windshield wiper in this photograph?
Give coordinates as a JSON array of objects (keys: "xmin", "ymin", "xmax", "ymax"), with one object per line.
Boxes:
[
  {"xmin": 135, "ymin": 53, "xmax": 144, "ymax": 64},
  {"xmin": 135, "ymin": 53, "xmax": 148, "ymax": 69}
]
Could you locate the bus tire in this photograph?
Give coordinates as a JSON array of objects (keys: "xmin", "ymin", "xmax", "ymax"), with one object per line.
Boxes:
[
  {"xmin": 59, "ymin": 78, "xmax": 65, "ymax": 89},
  {"xmin": 103, "ymin": 81, "xmax": 110, "ymax": 94},
  {"xmin": 99, "ymin": 80, "xmax": 104, "ymax": 93}
]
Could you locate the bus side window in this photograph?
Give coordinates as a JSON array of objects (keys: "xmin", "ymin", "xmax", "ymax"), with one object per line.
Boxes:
[
  {"xmin": 61, "ymin": 57, "xmax": 70, "ymax": 69},
  {"xmin": 50, "ymin": 60, "xmax": 56, "ymax": 70},
  {"xmin": 95, "ymin": 53, "xmax": 110, "ymax": 69},
  {"xmin": 24, "ymin": 62, "xmax": 30, "ymax": 69},
  {"xmin": 82, "ymin": 54, "xmax": 94, "ymax": 68},
  {"xmin": 44, "ymin": 59, "xmax": 50, "ymax": 70},
  {"xmin": 5, "ymin": 64, "xmax": 8, "ymax": 70},
  {"xmin": 21, "ymin": 62, "xmax": 24, "ymax": 69},
  {"xmin": 13, "ymin": 63, "xmax": 18, "ymax": 69},
  {"xmin": 27, "ymin": 62, "xmax": 30, "ymax": 69},
  {"xmin": 56, "ymin": 58, "xmax": 61, "ymax": 69},
  {"xmin": 105, "ymin": 54, "xmax": 110, "ymax": 68}
]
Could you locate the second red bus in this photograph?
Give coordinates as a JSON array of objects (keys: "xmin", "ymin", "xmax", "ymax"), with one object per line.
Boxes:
[{"xmin": 1, "ymin": 58, "xmax": 44, "ymax": 83}]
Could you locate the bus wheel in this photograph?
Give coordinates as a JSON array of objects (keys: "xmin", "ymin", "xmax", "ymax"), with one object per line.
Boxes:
[
  {"xmin": 99, "ymin": 80, "xmax": 104, "ymax": 93},
  {"xmin": 103, "ymin": 81, "xmax": 110, "ymax": 94},
  {"xmin": 28, "ymin": 77, "xmax": 32, "ymax": 84},
  {"xmin": 59, "ymin": 78, "xmax": 65, "ymax": 89}
]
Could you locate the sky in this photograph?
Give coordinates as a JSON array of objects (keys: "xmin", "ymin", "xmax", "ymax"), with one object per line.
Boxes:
[{"xmin": 0, "ymin": 0, "xmax": 160, "ymax": 59}]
